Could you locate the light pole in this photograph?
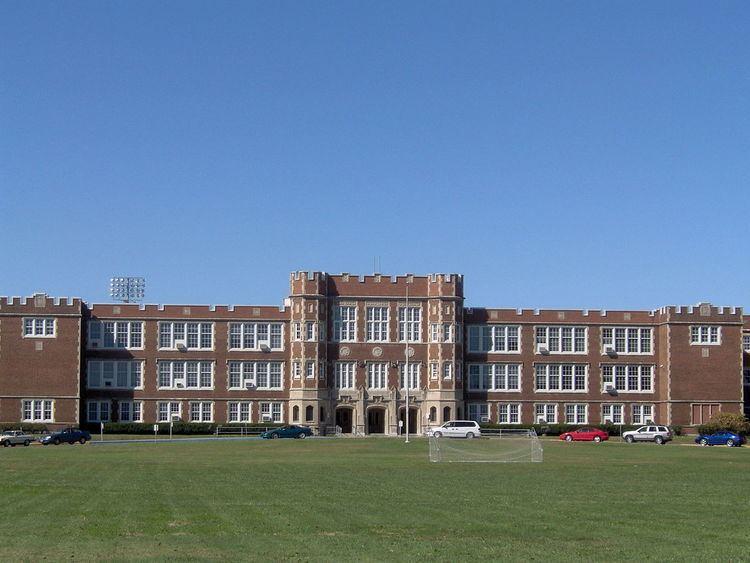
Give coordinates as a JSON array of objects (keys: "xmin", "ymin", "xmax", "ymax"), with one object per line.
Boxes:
[
  {"xmin": 110, "ymin": 277, "xmax": 146, "ymax": 303},
  {"xmin": 405, "ymin": 278, "xmax": 410, "ymax": 444}
]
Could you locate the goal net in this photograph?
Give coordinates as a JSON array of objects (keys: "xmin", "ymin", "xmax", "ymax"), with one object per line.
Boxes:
[{"xmin": 429, "ymin": 429, "xmax": 543, "ymax": 463}]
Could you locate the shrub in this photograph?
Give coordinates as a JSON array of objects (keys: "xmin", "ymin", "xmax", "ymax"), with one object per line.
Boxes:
[
  {"xmin": 697, "ymin": 412, "xmax": 750, "ymax": 436},
  {"xmin": 80, "ymin": 421, "xmax": 285, "ymax": 435},
  {"xmin": 0, "ymin": 422, "xmax": 50, "ymax": 433}
]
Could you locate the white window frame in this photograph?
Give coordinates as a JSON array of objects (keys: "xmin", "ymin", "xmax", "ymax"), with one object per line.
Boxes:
[
  {"xmin": 443, "ymin": 361, "xmax": 453, "ymax": 380},
  {"xmin": 227, "ymin": 401, "xmax": 253, "ymax": 423},
  {"xmin": 534, "ymin": 364, "xmax": 588, "ymax": 392},
  {"xmin": 498, "ymin": 403, "xmax": 521, "ymax": 424},
  {"xmin": 367, "ymin": 362, "xmax": 388, "ymax": 389},
  {"xmin": 601, "ymin": 364, "xmax": 654, "ymax": 393},
  {"xmin": 157, "ymin": 361, "xmax": 214, "ymax": 390},
  {"xmin": 601, "ymin": 327, "xmax": 653, "ymax": 355},
  {"xmin": 333, "ymin": 306, "xmax": 357, "ymax": 342},
  {"xmin": 159, "ymin": 321, "xmax": 214, "ymax": 350},
  {"xmin": 366, "ymin": 307, "xmax": 389, "ymax": 342},
  {"xmin": 87, "ymin": 360, "xmax": 144, "ymax": 390},
  {"xmin": 88, "ymin": 320, "xmax": 144, "ymax": 349},
  {"xmin": 467, "ymin": 364, "xmax": 521, "ymax": 391},
  {"xmin": 23, "ymin": 318, "xmax": 56, "ymax": 338},
  {"xmin": 292, "ymin": 322, "xmax": 302, "ymax": 341},
  {"xmin": 118, "ymin": 400, "xmax": 143, "ymax": 423},
  {"xmin": 189, "ymin": 401, "xmax": 213, "ymax": 423},
  {"xmin": 227, "ymin": 361, "xmax": 284, "ymax": 390},
  {"xmin": 398, "ymin": 307, "xmax": 422, "ymax": 343},
  {"xmin": 690, "ymin": 325, "xmax": 721, "ymax": 345},
  {"xmin": 87, "ymin": 400, "xmax": 111, "ymax": 423},
  {"xmin": 535, "ymin": 403, "xmax": 557, "ymax": 424},
  {"xmin": 335, "ymin": 362, "xmax": 356, "ymax": 389},
  {"xmin": 468, "ymin": 403, "xmax": 489, "ymax": 423},
  {"xmin": 399, "ymin": 363, "xmax": 420, "ymax": 390},
  {"xmin": 467, "ymin": 325, "xmax": 521, "ymax": 353},
  {"xmin": 228, "ymin": 322, "xmax": 284, "ymax": 351},
  {"xmin": 305, "ymin": 321, "xmax": 317, "ymax": 342},
  {"xmin": 632, "ymin": 404, "xmax": 655, "ymax": 425},
  {"xmin": 535, "ymin": 326, "xmax": 587, "ymax": 354},
  {"xmin": 158, "ymin": 401, "xmax": 182, "ymax": 422},
  {"xmin": 305, "ymin": 361, "xmax": 315, "ymax": 379},
  {"xmin": 260, "ymin": 402, "xmax": 283, "ymax": 423},
  {"xmin": 564, "ymin": 403, "xmax": 588, "ymax": 424},
  {"xmin": 602, "ymin": 403, "xmax": 624, "ymax": 424},
  {"xmin": 443, "ymin": 323, "xmax": 454, "ymax": 343}
]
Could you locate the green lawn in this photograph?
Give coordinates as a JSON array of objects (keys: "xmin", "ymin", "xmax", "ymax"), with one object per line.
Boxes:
[{"xmin": 1, "ymin": 438, "xmax": 747, "ymax": 561}]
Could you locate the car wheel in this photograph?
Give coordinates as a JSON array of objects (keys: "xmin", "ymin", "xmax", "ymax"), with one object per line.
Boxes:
[
  {"xmin": 655, "ymin": 436, "xmax": 664, "ymax": 445},
  {"xmin": 565, "ymin": 435, "xmax": 573, "ymax": 442},
  {"xmin": 53, "ymin": 438, "xmax": 60, "ymax": 445},
  {"xmin": 297, "ymin": 433, "xmax": 306, "ymax": 439},
  {"xmin": 79, "ymin": 438, "xmax": 87, "ymax": 445},
  {"xmin": 271, "ymin": 433, "xmax": 279, "ymax": 439},
  {"xmin": 593, "ymin": 436, "xmax": 602, "ymax": 443},
  {"xmin": 2, "ymin": 441, "xmax": 8, "ymax": 448},
  {"xmin": 726, "ymin": 439, "xmax": 735, "ymax": 447},
  {"xmin": 625, "ymin": 435, "xmax": 634, "ymax": 444},
  {"xmin": 699, "ymin": 438, "xmax": 709, "ymax": 446},
  {"xmin": 23, "ymin": 440, "xmax": 30, "ymax": 447},
  {"xmin": 433, "ymin": 431, "xmax": 442, "ymax": 438},
  {"xmin": 465, "ymin": 432, "xmax": 475, "ymax": 439}
]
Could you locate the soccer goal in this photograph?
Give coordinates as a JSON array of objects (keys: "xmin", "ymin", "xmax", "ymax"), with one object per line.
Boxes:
[{"xmin": 429, "ymin": 428, "xmax": 543, "ymax": 463}]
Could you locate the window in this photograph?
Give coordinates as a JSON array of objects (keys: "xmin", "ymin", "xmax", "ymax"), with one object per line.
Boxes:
[
  {"xmin": 398, "ymin": 307, "xmax": 421, "ymax": 342},
  {"xmin": 534, "ymin": 364, "xmax": 587, "ymax": 392},
  {"xmin": 228, "ymin": 322, "xmax": 284, "ymax": 351},
  {"xmin": 442, "ymin": 323, "xmax": 453, "ymax": 343},
  {"xmin": 292, "ymin": 322, "xmax": 302, "ymax": 341},
  {"xmin": 305, "ymin": 321, "xmax": 317, "ymax": 342},
  {"xmin": 399, "ymin": 363, "xmax": 420, "ymax": 389},
  {"xmin": 292, "ymin": 361, "xmax": 301, "ymax": 380},
  {"xmin": 158, "ymin": 401, "xmax": 181, "ymax": 422},
  {"xmin": 632, "ymin": 404, "xmax": 655, "ymax": 425},
  {"xmin": 743, "ymin": 335, "xmax": 750, "ymax": 352},
  {"xmin": 189, "ymin": 402, "xmax": 213, "ymax": 422},
  {"xmin": 87, "ymin": 361, "xmax": 143, "ymax": 389},
  {"xmin": 535, "ymin": 403, "xmax": 557, "ymax": 424},
  {"xmin": 305, "ymin": 361, "xmax": 315, "ymax": 379},
  {"xmin": 368, "ymin": 363, "xmax": 388, "ymax": 389},
  {"xmin": 260, "ymin": 402, "xmax": 283, "ymax": 423},
  {"xmin": 690, "ymin": 326, "xmax": 720, "ymax": 345},
  {"xmin": 744, "ymin": 369, "xmax": 750, "ymax": 386},
  {"xmin": 228, "ymin": 362, "xmax": 283, "ymax": 390},
  {"xmin": 468, "ymin": 403, "xmax": 489, "ymax": 423},
  {"xmin": 305, "ymin": 405, "xmax": 314, "ymax": 422},
  {"xmin": 535, "ymin": 326, "xmax": 587, "ymax": 353},
  {"xmin": 430, "ymin": 362, "xmax": 439, "ymax": 380},
  {"xmin": 87, "ymin": 401, "xmax": 110, "ymax": 423},
  {"xmin": 498, "ymin": 403, "xmax": 521, "ymax": 424},
  {"xmin": 565, "ymin": 404, "xmax": 587, "ymax": 424},
  {"xmin": 228, "ymin": 401, "xmax": 252, "ymax": 423},
  {"xmin": 159, "ymin": 322, "xmax": 213, "ymax": 350},
  {"xmin": 443, "ymin": 362, "xmax": 453, "ymax": 380},
  {"xmin": 333, "ymin": 306, "xmax": 357, "ymax": 342},
  {"xmin": 467, "ymin": 325, "xmax": 520, "ymax": 353},
  {"xmin": 23, "ymin": 318, "xmax": 55, "ymax": 337},
  {"xmin": 430, "ymin": 324, "xmax": 440, "ymax": 343},
  {"xmin": 467, "ymin": 364, "xmax": 521, "ymax": 391},
  {"xmin": 21, "ymin": 399, "xmax": 53, "ymax": 422},
  {"xmin": 88, "ymin": 321, "xmax": 143, "ymax": 349},
  {"xmin": 602, "ymin": 365, "xmax": 653, "ymax": 393},
  {"xmin": 366, "ymin": 307, "xmax": 389, "ymax": 342},
  {"xmin": 157, "ymin": 361, "xmax": 213, "ymax": 390},
  {"xmin": 319, "ymin": 361, "xmax": 326, "ymax": 381},
  {"xmin": 335, "ymin": 362, "xmax": 356, "ymax": 389},
  {"xmin": 601, "ymin": 327, "xmax": 652, "ymax": 354},
  {"xmin": 602, "ymin": 404, "xmax": 624, "ymax": 424},
  {"xmin": 119, "ymin": 401, "xmax": 143, "ymax": 422}
]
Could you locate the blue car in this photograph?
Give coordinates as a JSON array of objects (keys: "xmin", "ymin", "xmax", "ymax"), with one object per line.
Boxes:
[
  {"xmin": 40, "ymin": 428, "xmax": 91, "ymax": 446},
  {"xmin": 260, "ymin": 425, "xmax": 312, "ymax": 439},
  {"xmin": 694, "ymin": 431, "xmax": 744, "ymax": 447}
]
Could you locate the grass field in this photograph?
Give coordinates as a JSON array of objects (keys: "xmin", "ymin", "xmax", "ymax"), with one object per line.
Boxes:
[{"xmin": 2, "ymin": 437, "xmax": 748, "ymax": 561}]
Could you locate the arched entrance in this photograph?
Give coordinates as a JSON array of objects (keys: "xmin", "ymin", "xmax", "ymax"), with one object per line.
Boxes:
[
  {"xmin": 398, "ymin": 407, "xmax": 418, "ymax": 435},
  {"xmin": 335, "ymin": 407, "xmax": 353, "ymax": 434},
  {"xmin": 367, "ymin": 407, "xmax": 386, "ymax": 434}
]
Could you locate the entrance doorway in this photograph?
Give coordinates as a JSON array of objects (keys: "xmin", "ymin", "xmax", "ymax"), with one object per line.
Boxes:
[
  {"xmin": 367, "ymin": 408, "xmax": 386, "ymax": 434},
  {"xmin": 398, "ymin": 407, "xmax": 418, "ymax": 435},
  {"xmin": 443, "ymin": 406, "xmax": 451, "ymax": 423},
  {"xmin": 335, "ymin": 407, "xmax": 353, "ymax": 433}
]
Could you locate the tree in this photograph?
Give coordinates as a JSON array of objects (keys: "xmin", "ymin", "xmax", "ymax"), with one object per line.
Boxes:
[{"xmin": 697, "ymin": 412, "xmax": 750, "ymax": 436}]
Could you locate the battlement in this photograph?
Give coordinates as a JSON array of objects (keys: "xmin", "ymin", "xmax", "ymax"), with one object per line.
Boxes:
[
  {"xmin": 0, "ymin": 293, "xmax": 83, "ymax": 314},
  {"xmin": 86, "ymin": 302, "xmax": 288, "ymax": 320},
  {"xmin": 656, "ymin": 302, "xmax": 743, "ymax": 322}
]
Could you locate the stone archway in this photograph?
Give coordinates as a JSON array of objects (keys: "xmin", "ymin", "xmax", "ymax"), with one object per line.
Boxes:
[
  {"xmin": 398, "ymin": 407, "xmax": 418, "ymax": 435},
  {"xmin": 366, "ymin": 407, "xmax": 386, "ymax": 434},
  {"xmin": 335, "ymin": 407, "xmax": 353, "ymax": 433}
]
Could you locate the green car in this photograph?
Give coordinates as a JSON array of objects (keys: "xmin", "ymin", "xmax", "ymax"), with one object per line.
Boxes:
[{"xmin": 260, "ymin": 425, "xmax": 313, "ymax": 439}]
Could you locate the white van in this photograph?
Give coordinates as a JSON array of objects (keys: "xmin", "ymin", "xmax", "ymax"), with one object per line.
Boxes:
[{"xmin": 426, "ymin": 420, "xmax": 481, "ymax": 439}]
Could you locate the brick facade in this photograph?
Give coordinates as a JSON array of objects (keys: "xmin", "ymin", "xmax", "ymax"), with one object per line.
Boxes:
[{"xmin": 0, "ymin": 273, "xmax": 746, "ymax": 432}]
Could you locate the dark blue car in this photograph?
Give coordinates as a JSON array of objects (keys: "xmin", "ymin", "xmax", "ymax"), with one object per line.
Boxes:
[
  {"xmin": 694, "ymin": 431, "xmax": 744, "ymax": 447},
  {"xmin": 260, "ymin": 425, "xmax": 312, "ymax": 439},
  {"xmin": 40, "ymin": 428, "xmax": 91, "ymax": 446}
]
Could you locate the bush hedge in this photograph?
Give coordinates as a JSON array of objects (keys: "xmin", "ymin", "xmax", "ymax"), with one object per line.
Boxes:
[
  {"xmin": 696, "ymin": 412, "xmax": 750, "ymax": 436},
  {"xmin": 79, "ymin": 422, "xmax": 285, "ymax": 435},
  {"xmin": 479, "ymin": 422, "xmax": 682, "ymax": 436},
  {"xmin": 0, "ymin": 422, "xmax": 51, "ymax": 433}
]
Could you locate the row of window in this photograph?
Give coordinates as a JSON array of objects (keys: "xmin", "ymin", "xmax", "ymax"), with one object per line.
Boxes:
[
  {"xmin": 466, "ymin": 402, "xmax": 655, "ymax": 425},
  {"xmin": 85, "ymin": 400, "xmax": 285, "ymax": 423}
]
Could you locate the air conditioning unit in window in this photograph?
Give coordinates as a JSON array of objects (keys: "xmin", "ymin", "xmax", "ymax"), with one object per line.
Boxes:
[
  {"xmin": 245, "ymin": 382, "xmax": 256, "ymax": 389},
  {"xmin": 605, "ymin": 385, "xmax": 618, "ymax": 396},
  {"xmin": 536, "ymin": 417, "xmax": 547, "ymax": 424},
  {"xmin": 261, "ymin": 414, "xmax": 272, "ymax": 422},
  {"xmin": 175, "ymin": 340, "xmax": 188, "ymax": 352},
  {"xmin": 604, "ymin": 346, "xmax": 616, "ymax": 356},
  {"xmin": 538, "ymin": 346, "xmax": 549, "ymax": 355},
  {"xmin": 175, "ymin": 381, "xmax": 185, "ymax": 389},
  {"xmin": 259, "ymin": 343, "xmax": 271, "ymax": 352},
  {"xmin": 481, "ymin": 416, "xmax": 490, "ymax": 423}
]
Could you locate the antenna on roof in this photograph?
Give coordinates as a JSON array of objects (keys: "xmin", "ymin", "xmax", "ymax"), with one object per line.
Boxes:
[{"xmin": 110, "ymin": 277, "xmax": 145, "ymax": 303}]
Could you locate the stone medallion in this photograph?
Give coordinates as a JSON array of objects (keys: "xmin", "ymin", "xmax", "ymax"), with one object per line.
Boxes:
[
  {"xmin": 340, "ymin": 346, "xmax": 351, "ymax": 357},
  {"xmin": 372, "ymin": 347, "xmax": 383, "ymax": 357}
]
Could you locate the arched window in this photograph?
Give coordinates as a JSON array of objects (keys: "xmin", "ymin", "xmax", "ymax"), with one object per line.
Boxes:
[
  {"xmin": 292, "ymin": 405, "xmax": 299, "ymax": 422},
  {"xmin": 319, "ymin": 407, "xmax": 326, "ymax": 423},
  {"xmin": 443, "ymin": 406, "xmax": 451, "ymax": 422},
  {"xmin": 429, "ymin": 406, "xmax": 437, "ymax": 422},
  {"xmin": 305, "ymin": 405, "xmax": 314, "ymax": 422}
]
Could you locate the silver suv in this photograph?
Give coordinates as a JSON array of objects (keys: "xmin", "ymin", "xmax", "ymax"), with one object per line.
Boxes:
[
  {"xmin": 427, "ymin": 420, "xmax": 481, "ymax": 439},
  {"xmin": 622, "ymin": 425, "xmax": 673, "ymax": 445}
]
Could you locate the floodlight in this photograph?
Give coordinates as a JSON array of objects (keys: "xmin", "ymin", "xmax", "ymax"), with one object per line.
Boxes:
[{"xmin": 110, "ymin": 277, "xmax": 145, "ymax": 303}]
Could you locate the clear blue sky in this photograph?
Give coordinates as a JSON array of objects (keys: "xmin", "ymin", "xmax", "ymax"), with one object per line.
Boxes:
[{"xmin": 1, "ymin": 2, "xmax": 748, "ymax": 309}]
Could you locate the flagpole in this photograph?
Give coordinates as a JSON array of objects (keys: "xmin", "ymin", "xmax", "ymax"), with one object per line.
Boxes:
[{"xmin": 405, "ymin": 278, "xmax": 410, "ymax": 444}]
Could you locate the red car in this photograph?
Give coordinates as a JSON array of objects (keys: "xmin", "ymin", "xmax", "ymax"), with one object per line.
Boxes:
[{"xmin": 560, "ymin": 427, "xmax": 609, "ymax": 442}]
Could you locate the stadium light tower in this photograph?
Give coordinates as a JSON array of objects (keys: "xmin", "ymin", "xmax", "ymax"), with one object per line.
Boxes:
[{"xmin": 110, "ymin": 277, "xmax": 145, "ymax": 303}]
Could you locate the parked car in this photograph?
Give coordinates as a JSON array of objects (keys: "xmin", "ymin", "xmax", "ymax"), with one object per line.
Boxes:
[
  {"xmin": 622, "ymin": 425, "xmax": 673, "ymax": 445},
  {"xmin": 560, "ymin": 427, "xmax": 609, "ymax": 442},
  {"xmin": 39, "ymin": 428, "xmax": 91, "ymax": 446},
  {"xmin": 260, "ymin": 425, "xmax": 313, "ymax": 439},
  {"xmin": 694, "ymin": 431, "xmax": 745, "ymax": 447},
  {"xmin": 1, "ymin": 430, "xmax": 34, "ymax": 447},
  {"xmin": 426, "ymin": 420, "xmax": 481, "ymax": 439}
]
